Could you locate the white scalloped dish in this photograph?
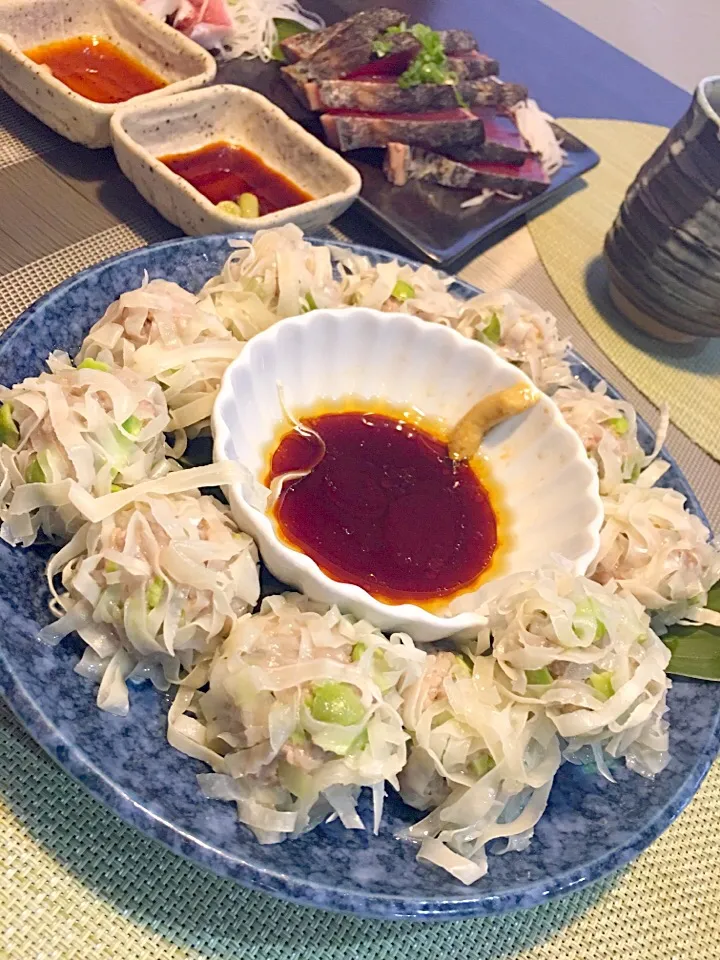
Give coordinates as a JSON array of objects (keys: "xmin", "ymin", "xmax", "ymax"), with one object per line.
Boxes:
[{"xmin": 213, "ymin": 308, "xmax": 602, "ymax": 641}]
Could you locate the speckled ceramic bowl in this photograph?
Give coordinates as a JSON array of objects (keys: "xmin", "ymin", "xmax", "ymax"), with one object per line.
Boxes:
[
  {"xmin": 110, "ymin": 85, "xmax": 362, "ymax": 236},
  {"xmin": 213, "ymin": 307, "xmax": 603, "ymax": 643},
  {"xmin": 605, "ymin": 75, "xmax": 720, "ymax": 341},
  {"xmin": 0, "ymin": 235, "xmax": 717, "ymax": 920},
  {"xmin": 0, "ymin": 0, "xmax": 216, "ymax": 148}
]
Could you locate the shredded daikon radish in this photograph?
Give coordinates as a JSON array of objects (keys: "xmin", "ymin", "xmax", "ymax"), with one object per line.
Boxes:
[
  {"xmin": 169, "ymin": 593, "xmax": 425, "ymax": 842},
  {"xmin": 511, "ymin": 99, "xmax": 567, "ymax": 176},
  {"xmin": 460, "ymin": 188, "xmax": 524, "ymax": 210},
  {"xmin": 398, "ymin": 651, "xmax": 561, "ymax": 883},
  {"xmin": 459, "ymin": 189, "xmax": 495, "ymax": 211},
  {"xmin": 221, "ymin": 1, "xmax": 325, "ymax": 61},
  {"xmin": 479, "ymin": 567, "xmax": 672, "ymax": 779},
  {"xmin": 0, "ymin": 353, "xmax": 170, "ymax": 546},
  {"xmin": 135, "ymin": 0, "xmax": 324, "ymax": 59},
  {"xmin": 76, "ymin": 278, "xmax": 240, "ymax": 440},
  {"xmin": 39, "ymin": 493, "xmax": 259, "ymax": 716}
]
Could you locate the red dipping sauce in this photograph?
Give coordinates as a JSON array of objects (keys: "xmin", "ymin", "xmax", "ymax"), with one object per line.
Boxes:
[
  {"xmin": 159, "ymin": 142, "xmax": 314, "ymax": 214},
  {"xmin": 25, "ymin": 36, "xmax": 166, "ymax": 104},
  {"xmin": 267, "ymin": 410, "xmax": 501, "ymax": 607}
]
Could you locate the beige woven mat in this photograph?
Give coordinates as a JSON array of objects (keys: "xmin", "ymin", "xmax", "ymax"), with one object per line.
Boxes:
[
  {"xmin": 1, "ymin": 700, "xmax": 718, "ymax": 960},
  {"xmin": 527, "ymin": 117, "xmax": 720, "ymax": 461},
  {"xmin": 0, "ymin": 93, "xmax": 66, "ymax": 169}
]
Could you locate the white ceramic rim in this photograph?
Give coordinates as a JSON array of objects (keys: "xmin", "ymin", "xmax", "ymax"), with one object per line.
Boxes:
[
  {"xmin": 697, "ymin": 76, "xmax": 720, "ymax": 127},
  {"xmin": 212, "ymin": 310, "xmax": 603, "ymax": 637},
  {"xmin": 110, "ymin": 84, "xmax": 363, "ymax": 230},
  {"xmin": 0, "ymin": 0, "xmax": 217, "ymax": 116}
]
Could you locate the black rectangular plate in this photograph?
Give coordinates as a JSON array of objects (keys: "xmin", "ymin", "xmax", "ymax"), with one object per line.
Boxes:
[{"xmin": 216, "ymin": 58, "xmax": 599, "ymax": 268}]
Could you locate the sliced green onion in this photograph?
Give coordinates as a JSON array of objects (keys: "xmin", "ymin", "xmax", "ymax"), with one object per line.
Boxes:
[
  {"xmin": 482, "ymin": 312, "xmax": 502, "ymax": 343},
  {"xmin": 587, "ymin": 671, "xmax": 614, "ymax": 700},
  {"xmin": 454, "ymin": 653, "xmax": 473, "ymax": 677},
  {"xmin": 301, "ymin": 292, "xmax": 318, "ymax": 313},
  {"xmin": 525, "ymin": 667, "xmax": 553, "ymax": 686},
  {"xmin": 470, "ymin": 753, "xmax": 495, "ymax": 778},
  {"xmin": 391, "ymin": 279, "xmax": 415, "ymax": 302},
  {"xmin": 430, "ymin": 710, "xmax": 453, "ymax": 729},
  {"xmin": 372, "ymin": 22, "xmax": 407, "ymax": 57},
  {"xmin": 351, "ymin": 642, "xmax": 366, "ymax": 662},
  {"xmin": 278, "ymin": 759, "xmax": 313, "ymax": 798},
  {"xmin": 348, "ymin": 727, "xmax": 369, "ymax": 753},
  {"xmin": 121, "ymin": 414, "xmax": 143, "ymax": 436},
  {"xmin": 236, "ymin": 192, "xmax": 260, "ymax": 219},
  {"xmin": 105, "ymin": 560, "xmax": 119, "ymax": 573},
  {"xmin": 309, "ymin": 682, "xmax": 365, "ymax": 726},
  {"xmin": 606, "ymin": 415, "xmax": 629, "ymax": 435},
  {"xmin": 24, "ymin": 457, "xmax": 45, "ymax": 484},
  {"xmin": 146, "ymin": 575, "xmax": 165, "ymax": 611},
  {"xmin": 110, "ymin": 483, "xmax": 123, "ymax": 493},
  {"xmin": 572, "ymin": 598, "xmax": 605, "ymax": 642},
  {"xmin": 78, "ymin": 358, "xmax": 111, "ymax": 372},
  {"xmin": 395, "ymin": 23, "xmax": 456, "ymax": 90},
  {"xmin": 0, "ymin": 402, "xmax": 20, "ymax": 450}
]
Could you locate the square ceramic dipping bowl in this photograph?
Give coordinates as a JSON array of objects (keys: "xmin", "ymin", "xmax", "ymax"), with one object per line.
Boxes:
[
  {"xmin": 0, "ymin": 0, "xmax": 216, "ymax": 148},
  {"xmin": 110, "ymin": 84, "xmax": 363, "ymax": 236}
]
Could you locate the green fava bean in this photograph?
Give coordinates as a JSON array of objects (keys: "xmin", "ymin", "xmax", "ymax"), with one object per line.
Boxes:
[{"xmin": 310, "ymin": 682, "xmax": 365, "ymax": 726}]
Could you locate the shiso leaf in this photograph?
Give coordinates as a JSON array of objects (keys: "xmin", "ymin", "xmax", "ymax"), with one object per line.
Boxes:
[
  {"xmin": 271, "ymin": 18, "xmax": 310, "ymax": 61},
  {"xmin": 664, "ymin": 582, "xmax": 720, "ymax": 681}
]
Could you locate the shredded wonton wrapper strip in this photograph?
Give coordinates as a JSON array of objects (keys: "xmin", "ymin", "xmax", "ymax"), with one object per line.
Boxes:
[
  {"xmin": 591, "ymin": 484, "xmax": 720, "ymax": 632},
  {"xmin": 554, "ymin": 381, "xmax": 667, "ymax": 494},
  {"xmin": 0, "ymin": 352, "xmax": 170, "ymax": 545},
  {"xmin": 197, "ymin": 225, "xmax": 574, "ymax": 394},
  {"xmin": 40, "ymin": 492, "xmax": 260, "ymax": 716},
  {"xmin": 77, "ymin": 277, "xmax": 241, "ymax": 442},
  {"xmin": 477, "ymin": 567, "xmax": 672, "ymax": 782},
  {"xmin": 168, "ymin": 594, "xmax": 425, "ymax": 843},
  {"xmin": 398, "ymin": 651, "xmax": 561, "ymax": 883}
]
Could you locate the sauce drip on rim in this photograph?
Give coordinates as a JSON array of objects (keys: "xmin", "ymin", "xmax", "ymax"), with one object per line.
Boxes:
[
  {"xmin": 25, "ymin": 36, "xmax": 166, "ymax": 104},
  {"xmin": 159, "ymin": 142, "xmax": 314, "ymax": 214},
  {"xmin": 266, "ymin": 411, "xmax": 499, "ymax": 606}
]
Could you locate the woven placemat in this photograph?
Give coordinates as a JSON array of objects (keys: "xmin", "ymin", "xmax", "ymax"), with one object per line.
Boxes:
[
  {"xmin": 527, "ymin": 117, "xmax": 720, "ymax": 461},
  {"xmin": 1, "ymin": 701, "xmax": 718, "ymax": 960}
]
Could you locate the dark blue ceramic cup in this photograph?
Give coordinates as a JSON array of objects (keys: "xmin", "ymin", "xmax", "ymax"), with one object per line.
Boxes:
[{"xmin": 605, "ymin": 76, "xmax": 720, "ymax": 342}]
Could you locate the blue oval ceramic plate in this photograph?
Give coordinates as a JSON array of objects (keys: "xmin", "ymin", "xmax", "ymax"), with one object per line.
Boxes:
[{"xmin": 0, "ymin": 236, "xmax": 718, "ymax": 922}]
